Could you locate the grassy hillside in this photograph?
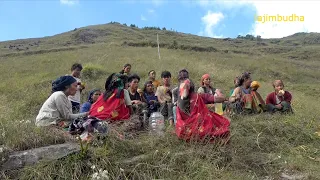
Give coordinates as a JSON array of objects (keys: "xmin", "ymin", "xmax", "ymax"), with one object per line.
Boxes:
[{"xmin": 1, "ymin": 22, "xmax": 320, "ymax": 179}]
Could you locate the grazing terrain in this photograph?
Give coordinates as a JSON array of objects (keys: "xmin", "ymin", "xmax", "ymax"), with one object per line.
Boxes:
[{"xmin": 0, "ymin": 22, "xmax": 320, "ymax": 179}]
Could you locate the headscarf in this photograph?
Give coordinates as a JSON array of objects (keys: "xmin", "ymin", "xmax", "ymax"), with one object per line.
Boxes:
[
  {"xmin": 200, "ymin": 74, "xmax": 210, "ymax": 86},
  {"xmin": 51, "ymin": 75, "xmax": 76, "ymax": 93},
  {"xmin": 87, "ymin": 89, "xmax": 100, "ymax": 103}
]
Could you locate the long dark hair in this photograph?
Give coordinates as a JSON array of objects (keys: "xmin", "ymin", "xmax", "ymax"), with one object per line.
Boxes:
[
  {"xmin": 103, "ymin": 73, "xmax": 128, "ymax": 101},
  {"xmin": 178, "ymin": 69, "xmax": 195, "ymax": 93},
  {"xmin": 238, "ymin": 72, "xmax": 251, "ymax": 87},
  {"xmin": 119, "ymin": 63, "xmax": 131, "ymax": 74}
]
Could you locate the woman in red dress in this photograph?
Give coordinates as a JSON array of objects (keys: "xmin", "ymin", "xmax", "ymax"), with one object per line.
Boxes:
[
  {"xmin": 89, "ymin": 73, "xmax": 132, "ymax": 121},
  {"xmin": 175, "ymin": 69, "xmax": 230, "ymax": 142}
]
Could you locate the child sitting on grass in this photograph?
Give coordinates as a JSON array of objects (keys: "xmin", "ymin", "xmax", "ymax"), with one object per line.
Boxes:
[
  {"xmin": 266, "ymin": 80, "xmax": 293, "ymax": 113},
  {"xmin": 143, "ymin": 81, "xmax": 160, "ymax": 117},
  {"xmin": 156, "ymin": 71, "xmax": 174, "ymax": 126}
]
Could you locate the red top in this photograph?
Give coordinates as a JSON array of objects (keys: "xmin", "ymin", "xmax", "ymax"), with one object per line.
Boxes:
[{"xmin": 266, "ymin": 91, "xmax": 292, "ymax": 105}]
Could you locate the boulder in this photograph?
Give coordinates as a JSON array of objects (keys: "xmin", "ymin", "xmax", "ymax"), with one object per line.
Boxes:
[{"xmin": 1, "ymin": 143, "xmax": 80, "ymax": 170}]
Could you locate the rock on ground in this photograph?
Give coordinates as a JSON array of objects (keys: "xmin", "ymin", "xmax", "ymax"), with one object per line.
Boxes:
[{"xmin": 1, "ymin": 143, "xmax": 80, "ymax": 170}]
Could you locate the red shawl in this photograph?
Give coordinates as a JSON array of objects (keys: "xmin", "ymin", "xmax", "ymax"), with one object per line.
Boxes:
[
  {"xmin": 175, "ymin": 92, "xmax": 230, "ymax": 142},
  {"xmin": 89, "ymin": 89, "xmax": 130, "ymax": 121}
]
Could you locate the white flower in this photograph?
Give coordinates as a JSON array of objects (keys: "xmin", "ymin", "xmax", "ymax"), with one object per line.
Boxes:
[
  {"xmin": 101, "ymin": 170, "xmax": 109, "ymax": 179},
  {"xmin": 0, "ymin": 147, "xmax": 3, "ymax": 153},
  {"xmin": 91, "ymin": 172, "xmax": 99, "ymax": 179},
  {"xmin": 278, "ymin": 155, "xmax": 281, "ymax": 159},
  {"xmin": 98, "ymin": 168, "xmax": 103, "ymax": 173},
  {"xmin": 120, "ymin": 168, "xmax": 124, "ymax": 172},
  {"xmin": 25, "ymin": 120, "xmax": 31, "ymax": 124},
  {"xmin": 91, "ymin": 165, "xmax": 96, "ymax": 169}
]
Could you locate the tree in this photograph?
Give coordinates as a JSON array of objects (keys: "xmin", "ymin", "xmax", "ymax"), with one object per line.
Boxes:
[
  {"xmin": 162, "ymin": 27, "xmax": 166, "ymax": 30},
  {"xmin": 172, "ymin": 40, "xmax": 178, "ymax": 48},
  {"xmin": 257, "ymin": 35, "xmax": 262, "ymax": 44}
]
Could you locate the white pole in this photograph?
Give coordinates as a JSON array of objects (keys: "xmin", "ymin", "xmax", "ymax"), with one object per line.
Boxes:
[{"xmin": 157, "ymin": 33, "xmax": 161, "ymax": 60}]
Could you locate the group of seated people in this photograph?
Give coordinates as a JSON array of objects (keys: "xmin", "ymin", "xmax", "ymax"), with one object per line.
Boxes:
[{"xmin": 35, "ymin": 63, "xmax": 293, "ymax": 142}]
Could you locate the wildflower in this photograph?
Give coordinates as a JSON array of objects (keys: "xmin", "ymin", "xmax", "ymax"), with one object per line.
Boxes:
[
  {"xmin": 120, "ymin": 168, "xmax": 124, "ymax": 172},
  {"xmin": 25, "ymin": 120, "xmax": 31, "ymax": 124},
  {"xmin": 0, "ymin": 147, "xmax": 3, "ymax": 153},
  {"xmin": 91, "ymin": 165, "xmax": 96, "ymax": 169},
  {"xmin": 91, "ymin": 172, "xmax": 99, "ymax": 179},
  {"xmin": 101, "ymin": 170, "xmax": 109, "ymax": 179}
]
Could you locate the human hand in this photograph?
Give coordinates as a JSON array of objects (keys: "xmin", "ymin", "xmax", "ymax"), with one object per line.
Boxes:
[
  {"xmin": 132, "ymin": 100, "xmax": 142, "ymax": 104},
  {"xmin": 275, "ymin": 104, "xmax": 282, "ymax": 109},
  {"xmin": 278, "ymin": 90, "xmax": 284, "ymax": 96},
  {"xmin": 137, "ymin": 89, "xmax": 143, "ymax": 94}
]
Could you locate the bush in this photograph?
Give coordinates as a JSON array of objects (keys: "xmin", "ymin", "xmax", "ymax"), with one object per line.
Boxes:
[{"xmin": 82, "ymin": 64, "xmax": 107, "ymax": 80}]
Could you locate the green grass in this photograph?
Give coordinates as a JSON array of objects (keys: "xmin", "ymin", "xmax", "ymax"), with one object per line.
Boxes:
[{"xmin": 1, "ymin": 23, "xmax": 320, "ymax": 179}]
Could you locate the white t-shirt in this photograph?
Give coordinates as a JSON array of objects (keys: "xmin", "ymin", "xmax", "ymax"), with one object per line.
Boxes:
[
  {"xmin": 36, "ymin": 91, "xmax": 87, "ymax": 126},
  {"xmin": 68, "ymin": 76, "xmax": 81, "ymax": 103},
  {"xmin": 123, "ymin": 89, "xmax": 132, "ymax": 106}
]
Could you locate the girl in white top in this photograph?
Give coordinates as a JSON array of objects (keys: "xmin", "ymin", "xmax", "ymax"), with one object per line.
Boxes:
[{"xmin": 36, "ymin": 75, "xmax": 88, "ymax": 127}]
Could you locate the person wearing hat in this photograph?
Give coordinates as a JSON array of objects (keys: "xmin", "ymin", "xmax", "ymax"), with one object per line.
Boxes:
[
  {"xmin": 35, "ymin": 75, "xmax": 89, "ymax": 127},
  {"xmin": 197, "ymin": 74, "xmax": 227, "ymax": 112}
]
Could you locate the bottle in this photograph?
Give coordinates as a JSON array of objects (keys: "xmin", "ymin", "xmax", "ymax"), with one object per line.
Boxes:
[
  {"xmin": 149, "ymin": 112, "xmax": 165, "ymax": 136},
  {"xmin": 214, "ymin": 94, "xmax": 224, "ymax": 115}
]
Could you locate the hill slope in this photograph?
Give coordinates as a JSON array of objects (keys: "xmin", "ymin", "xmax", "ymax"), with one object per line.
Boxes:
[{"xmin": 0, "ymin": 22, "xmax": 320, "ymax": 179}]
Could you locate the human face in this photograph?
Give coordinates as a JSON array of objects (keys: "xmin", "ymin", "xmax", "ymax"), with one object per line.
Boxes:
[
  {"xmin": 71, "ymin": 68, "xmax": 81, "ymax": 78},
  {"xmin": 124, "ymin": 66, "xmax": 131, "ymax": 73},
  {"xmin": 149, "ymin": 71, "xmax": 156, "ymax": 79},
  {"xmin": 92, "ymin": 91, "xmax": 101, "ymax": 103},
  {"xmin": 274, "ymin": 82, "xmax": 284, "ymax": 93},
  {"xmin": 130, "ymin": 79, "xmax": 139, "ymax": 90},
  {"xmin": 65, "ymin": 82, "xmax": 78, "ymax": 96},
  {"xmin": 162, "ymin": 76, "xmax": 171, "ymax": 86},
  {"xmin": 146, "ymin": 83, "xmax": 154, "ymax": 93},
  {"xmin": 203, "ymin": 77, "xmax": 211, "ymax": 86},
  {"xmin": 244, "ymin": 77, "xmax": 252, "ymax": 88}
]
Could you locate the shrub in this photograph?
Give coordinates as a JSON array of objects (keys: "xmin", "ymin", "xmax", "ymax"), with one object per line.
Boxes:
[{"xmin": 82, "ymin": 64, "xmax": 107, "ymax": 80}]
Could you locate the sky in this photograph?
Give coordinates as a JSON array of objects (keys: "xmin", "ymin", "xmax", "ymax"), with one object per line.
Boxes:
[{"xmin": 0, "ymin": 0, "xmax": 319, "ymax": 42}]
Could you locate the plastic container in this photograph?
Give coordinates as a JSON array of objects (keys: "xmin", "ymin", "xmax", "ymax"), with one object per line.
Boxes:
[
  {"xmin": 214, "ymin": 94, "xmax": 224, "ymax": 115},
  {"xmin": 149, "ymin": 112, "xmax": 165, "ymax": 136}
]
